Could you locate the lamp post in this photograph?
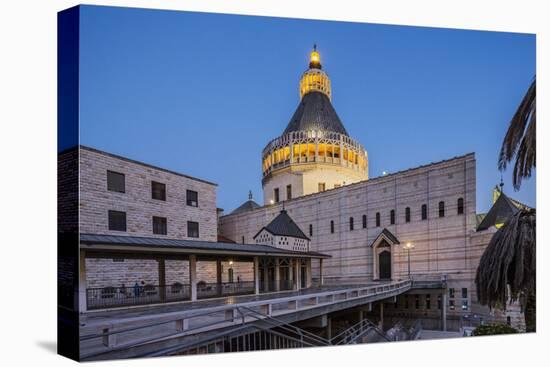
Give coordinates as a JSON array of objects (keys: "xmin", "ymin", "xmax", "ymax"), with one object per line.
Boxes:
[{"xmin": 403, "ymin": 242, "xmax": 414, "ymax": 278}]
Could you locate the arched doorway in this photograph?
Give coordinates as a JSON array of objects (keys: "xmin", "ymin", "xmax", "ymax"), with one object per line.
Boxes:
[{"xmin": 379, "ymin": 250, "xmax": 391, "ymax": 280}]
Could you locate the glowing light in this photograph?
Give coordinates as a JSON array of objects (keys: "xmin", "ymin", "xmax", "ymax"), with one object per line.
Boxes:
[
  {"xmin": 310, "ymin": 50, "xmax": 320, "ymax": 64},
  {"xmin": 270, "ymin": 199, "xmax": 274, "ymax": 205},
  {"xmin": 403, "ymin": 242, "xmax": 415, "ymax": 250},
  {"xmin": 382, "ymin": 171, "xmax": 387, "ymax": 176},
  {"xmin": 229, "ymin": 260, "xmax": 234, "ymax": 266}
]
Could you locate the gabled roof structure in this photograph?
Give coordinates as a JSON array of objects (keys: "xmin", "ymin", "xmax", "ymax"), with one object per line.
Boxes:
[
  {"xmin": 253, "ymin": 209, "xmax": 309, "ymax": 240},
  {"xmin": 477, "ymin": 190, "xmax": 533, "ymax": 231},
  {"xmin": 369, "ymin": 228, "xmax": 400, "ymax": 247}
]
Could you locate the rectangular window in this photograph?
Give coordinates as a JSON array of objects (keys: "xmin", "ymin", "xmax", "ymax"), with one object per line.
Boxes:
[
  {"xmin": 186, "ymin": 190, "xmax": 198, "ymax": 207},
  {"xmin": 309, "ymin": 224, "xmax": 313, "ymax": 236},
  {"xmin": 318, "ymin": 182, "xmax": 326, "ymax": 192},
  {"xmin": 462, "ymin": 288, "xmax": 468, "ymax": 298},
  {"xmin": 286, "ymin": 184, "xmax": 292, "ymax": 200},
  {"xmin": 330, "ymin": 220, "xmax": 334, "ymax": 234},
  {"xmin": 187, "ymin": 221, "xmax": 199, "ymax": 238},
  {"xmin": 439, "ymin": 201, "xmax": 445, "ymax": 217},
  {"xmin": 376, "ymin": 212, "xmax": 381, "ymax": 227},
  {"xmin": 274, "ymin": 188, "xmax": 280, "ymax": 203},
  {"xmin": 107, "ymin": 171, "xmax": 125, "ymax": 193},
  {"xmin": 449, "ymin": 288, "xmax": 455, "ymax": 298},
  {"xmin": 426, "ymin": 295, "xmax": 431, "ymax": 309},
  {"xmin": 152, "ymin": 181, "xmax": 166, "ymax": 201},
  {"xmin": 390, "ymin": 210, "xmax": 395, "ymax": 225},
  {"xmin": 152, "ymin": 216, "xmax": 167, "ymax": 235},
  {"xmin": 462, "ymin": 300, "xmax": 468, "ymax": 311},
  {"xmin": 349, "ymin": 217, "xmax": 354, "ymax": 231},
  {"xmin": 362, "ymin": 215, "xmax": 367, "ymax": 228},
  {"xmin": 449, "ymin": 300, "xmax": 455, "ymax": 311},
  {"xmin": 108, "ymin": 210, "xmax": 126, "ymax": 231},
  {"xmin": 405, "ymin": 207, "xmax": 411, "ymax": 223},
  {"xmin": 421, "ymin": 204, "xmax": 427, "ymax": 220}
]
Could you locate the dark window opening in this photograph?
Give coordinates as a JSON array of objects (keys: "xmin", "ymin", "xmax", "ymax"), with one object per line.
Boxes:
[
  {"xmin": 421, "ymin": 204, "xmax": 427, "ymax": 220},
  {"xmin": 286, "ymin": 185, "xmax": 292, "ymax": 200},
  {"xmin": 330, "ymin": 220, "xmax": 334, "ymax": 234},
  {"xmin": 309, "ymin": 224, "xmax": 313, "ymax": 236},
  {"xmin": 152, "ymin": 181, "xmax": 166, "ymax": 201},
  {"xmin": 152, "ymin": 216, "xmax": 167, "ymax": 235},
  {"xmin": 187, "ymin": 221, "xmax": 199, "ymax": 238},
  {"xmin": 274, "ymin": 188, "xmax": 280, "ymax": 203},
  {"xmin": 439, "ymin": 201, "xmax": 445, "ymax": 217},
  {"xmin": 457, "ymin": 197, "xmax": 464, "ymax": 215},
  {"xmin": 108, "ymin": 210, "xmax": 126, "ymax": 232},
  {"xmin": 186, "ymin": 190, "xmax": 198, "ymax": 207},
  {"xmin": 376, "ymin": 212, "xmax": 380, "ymax": 227},
  {"xmin": 107, "ymin": 171, "xmax": 125, "ymax": 193},
  {"xmin": 449, "ymin": 288, "xmax": 455, "ymax": 298},
  {"xmin": 462, "ymin": 288, "xmax": 468, "ymax": 298},
  {"xmin": 390, "ymin": 210, "xmax": 395, "ymax": 225},
  {"xmin": 349, "ymin": 217, "xmax": 354, "ymax": 231},
  {"xmin": 405, "ymin": 207, "xmax": 411, "ymax": 223},
  {"xmin": 415, "ymin": 295, "xmax": 420, "ymax": 309},
  {"xmin": 362, "ymin": 214, "xmax": 367, "ymax": 228},
  {"xmin": 318, "ymin": 182, "xmax": 326, "ymax": 192}
]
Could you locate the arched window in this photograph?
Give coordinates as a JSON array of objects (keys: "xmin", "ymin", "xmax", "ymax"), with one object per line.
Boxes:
[
  {"xmin": 362, "ymin": 214, "xmax": 367, "ymax": 229},
  {"xmin": 457, "ymin": 198, "xmax": 464, "ymax": 215},
  {"xmin": 376, "ymin": 212, "xmax": 381, "ymax": 227},
  {"xmin": 405, "ymin": 207, "xmax": 411, "ymax": 223},
  {"xmin": 390, "ymin": 210, "xmax": 395, "ymax": 225},
  {"xmin": 421, "ymin": 204, "xmax": 427, "ymax": 220},
  {"xmin": 439, "ymin": 201, "xmax": 445, "ymax": 217},
  {"xmin": 330, "ymin": 220, "xmax": 334, "ymax": 233},
  {"xmin": 349, "ymin": 217, "xmax": 354, "ymax": 231}
]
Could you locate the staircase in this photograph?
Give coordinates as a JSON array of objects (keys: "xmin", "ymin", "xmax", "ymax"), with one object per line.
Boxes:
[{"xmin": 147, "ymin": 307, "xmax": 392, "ymax": 356}]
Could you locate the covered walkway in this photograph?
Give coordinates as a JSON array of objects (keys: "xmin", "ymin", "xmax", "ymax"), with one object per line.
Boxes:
[{"xmin": 79, "ymin": 233, "xmax": 330, "ymax": 312}]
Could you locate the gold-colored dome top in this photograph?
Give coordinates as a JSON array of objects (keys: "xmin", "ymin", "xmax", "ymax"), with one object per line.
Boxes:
[{"xmin": 309, "ymin": 44, "xmax": 322, "ymax": 69}]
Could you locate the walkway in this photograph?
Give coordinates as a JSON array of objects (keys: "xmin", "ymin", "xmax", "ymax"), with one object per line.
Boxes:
[{"xmin": 80, "ymin": 280, "xmax": 411, "ymax": 360}]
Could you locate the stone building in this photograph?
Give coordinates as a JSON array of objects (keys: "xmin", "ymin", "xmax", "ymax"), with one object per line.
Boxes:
[{"xmin": 219, "ymin": 47, "xmax": 528, "ymax": 330}]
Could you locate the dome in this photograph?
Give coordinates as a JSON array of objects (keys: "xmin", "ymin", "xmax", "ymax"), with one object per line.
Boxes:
[{"xmin": 283, "ymin": 91, "xmax": 348, "ymax": 136}]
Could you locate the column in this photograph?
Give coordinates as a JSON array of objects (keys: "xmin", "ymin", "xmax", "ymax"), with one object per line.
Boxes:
[
  {"xmin": 306, "ymin": 258, "xmax": 312, "ymax": 288},
  {"xmin": 274, "ymin": 258, "xmax": 280, "ymax": 292},
  {"xmin": 441, "ymin": 291, "xmax": 448, "ymax": 331},
  {"xmin": 326, "ymin": 317, "xmax": 332, "ymax": 340},
  {"xmin": 296, "ymin": 260, "xmax": 302, "ymax": 291},
  {"xmin": 79, "ymin": 250, "xmax": 87, "ymax": 313},
  {"xmin": 263, "ymin": 261, "xmax": 269, "ymax": 292},
  {"xmin": 189, "ymin": 255, "xmax": 197, "ymax": 301},
  {"xmin": 319, "ymin": 258, "xmax": 324, "ymax": 286},
  {"xmin": 158, "ymin": 258, "xmax": 166, "ymax": 302},
  {"xmin": 216, "ymin": 259, "xmax": 222, "ymax": 296},
  {"xmin": 379, "ymin": 302, "xmax": 384, "ymax": 330},
  {"xmin": 253, "ymin": 256, "xmax": 260, "ymax": 295},
  {"xmin": 288, "ymin": 258, "xmax": 294, "ymax": 285}
]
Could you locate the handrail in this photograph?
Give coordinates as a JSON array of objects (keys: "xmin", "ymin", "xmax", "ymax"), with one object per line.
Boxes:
[
  {"xmin": 81, "ymin": 280, "xmax": 411, "ymax": 340},
  {"xmin": 80, "ymin": 280, "xmax": 412, "ymax": 359}
]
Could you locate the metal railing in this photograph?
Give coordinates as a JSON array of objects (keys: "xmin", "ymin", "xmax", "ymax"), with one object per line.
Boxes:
[
  {"xmin": 197, "ymin": 282, "xmax": 255, "ymax": 299},
  {"xmin": 330, "ymin": 318, "xmax": 390, "ymax": 345},
  {"xmin": 80, "ymin": 280, "xmax": 412, "ymax": 359},
  {"xmin": 86, "ymin": 284, "xmax": 191, "ymax": 310}
]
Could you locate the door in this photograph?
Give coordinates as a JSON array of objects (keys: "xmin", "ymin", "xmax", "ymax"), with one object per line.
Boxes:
[{"xmin": 379, "ymin": 251, "xmax": 391, "ymax": 279}]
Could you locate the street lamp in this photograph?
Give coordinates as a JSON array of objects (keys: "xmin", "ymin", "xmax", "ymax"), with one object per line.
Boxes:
[{"xmin": 403, "ymin": 242, "xmax": 415, "ymax": 278}]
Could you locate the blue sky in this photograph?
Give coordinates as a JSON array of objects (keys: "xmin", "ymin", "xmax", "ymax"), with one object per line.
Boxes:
[{"xmin": 77, "ymin": 5, "xmax": 536, "ymax": 213}]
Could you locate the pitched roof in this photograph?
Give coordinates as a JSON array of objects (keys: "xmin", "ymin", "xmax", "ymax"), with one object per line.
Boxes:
[
  {"xmin": 283, "ymin": 92, "xmax": 348, "ymax": 136},
  {"xmin": 253, "ymin": 210, "xmax": 309, "ymax": 240},
  {"xmin": 230, "ymin": 199, "xmax": 261, "ymax": 215},
  {"xmin": 369, "ymin": 228, "xmax": 400, "ymax": 247},
  {"xmin": 80, "ymin": 233, "xmax": 329, "ymax": 258},
  {"xmin": 477, "ymin": 192, "xmax": 532, "ymax": 231}
]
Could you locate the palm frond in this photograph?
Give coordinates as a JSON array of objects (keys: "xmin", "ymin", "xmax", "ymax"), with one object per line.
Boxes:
[
  {"xmin": 498, "ymin": 78, "xmax": 536, "ymax": 189},
  {"xmin": 475, "ymin": 209, "xmax": 536, "ymax": 310}
]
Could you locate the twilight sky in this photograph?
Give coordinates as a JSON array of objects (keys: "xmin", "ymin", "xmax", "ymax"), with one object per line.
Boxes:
[{"xmin": 77, "ymin": 5, "xmax": 536, "ymax": 213}]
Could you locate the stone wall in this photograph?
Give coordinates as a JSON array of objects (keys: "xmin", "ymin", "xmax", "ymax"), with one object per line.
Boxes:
[
  {"xmin": 85, "ymin": 258, "xmax": 254, "ymax": 288},
  {"xmin": 79, "ymin": 146, "xmax": 217, "ymax": 241},
  {"xmin": 221, "ymin": 153, "xmax": 480, "ymax": 318}
]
